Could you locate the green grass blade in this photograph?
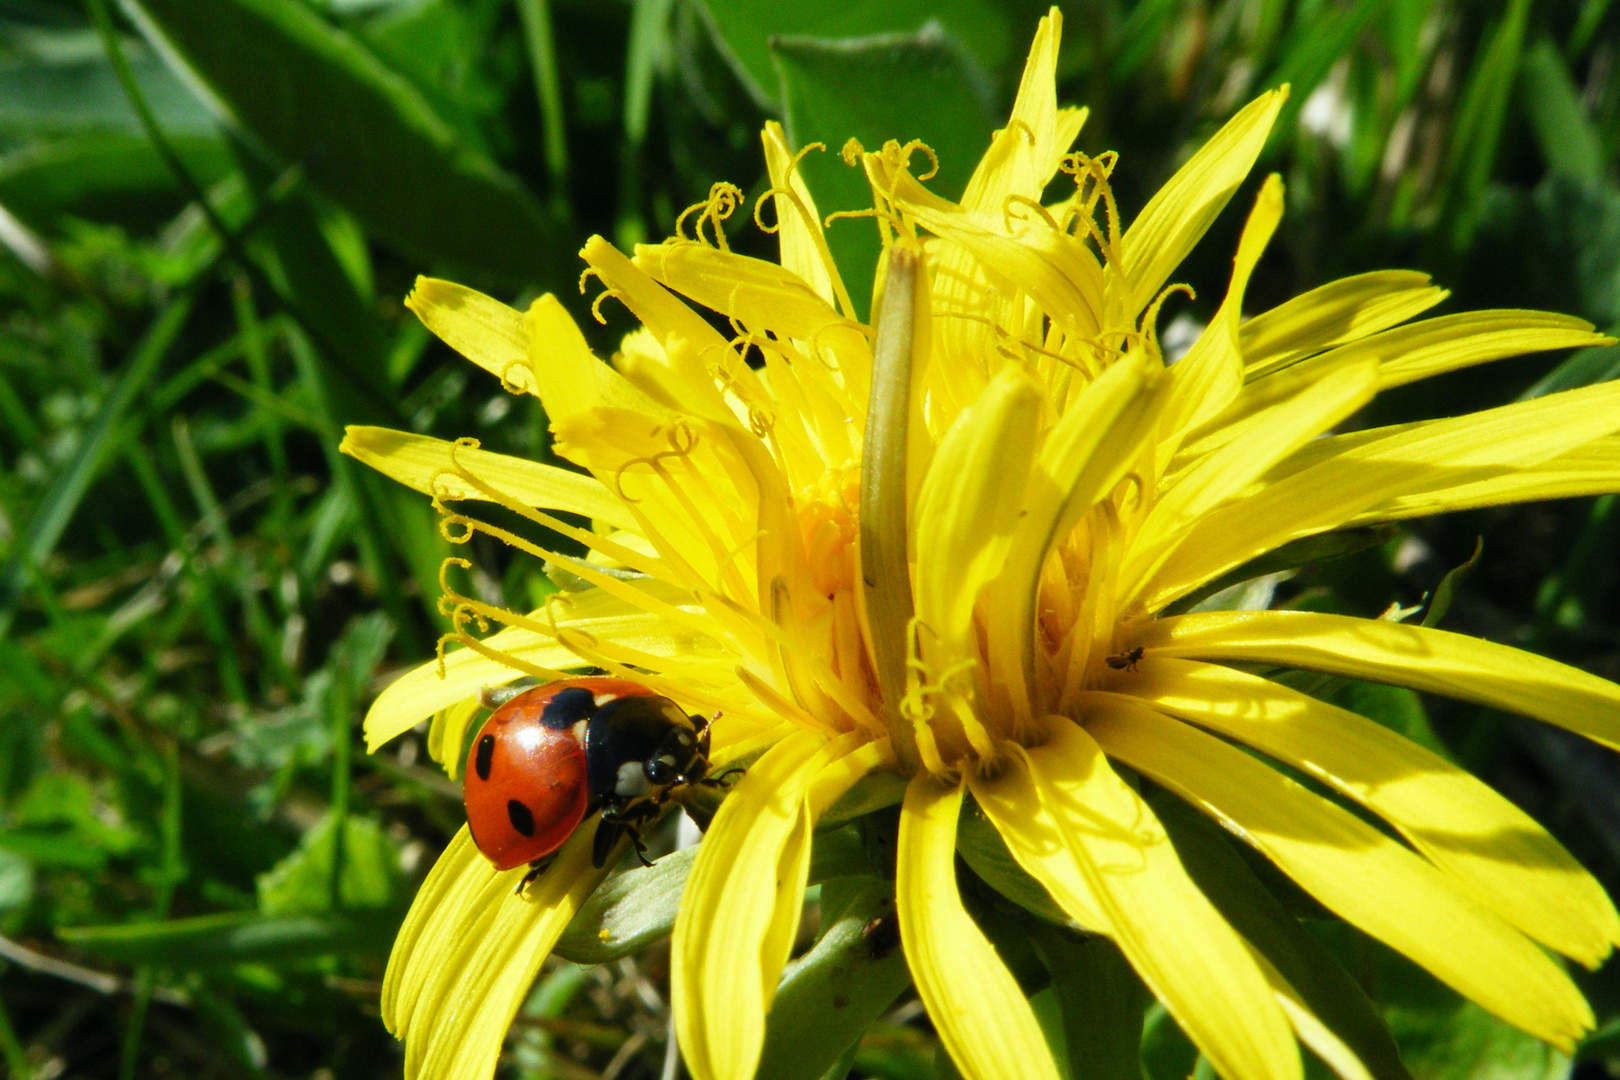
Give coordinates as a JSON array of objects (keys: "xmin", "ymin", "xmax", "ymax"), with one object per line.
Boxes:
[
  {"xmin": 1439, "ymin": 0, "xmax": 1531, "ymax": 249},
  {"xmin": 516, "ymin": 0, "xmax": 569, "ymax": 213},
  {"xmin": 0, "ymin": 295, "xmax": 193, "ymax": 637},
  {"xmin": 1520, "ymin": 37, "xmax": 1606, "ymax": 189}
]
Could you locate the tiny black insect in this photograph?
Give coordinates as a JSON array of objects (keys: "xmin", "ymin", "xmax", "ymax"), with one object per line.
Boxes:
[
  {"xmin": 862, "ymin": 914, "xmax": 901, "ymax": 961},
  {"xmin": 1105, "ymin": 646, "xmax": 1145, "ymax": 672}
]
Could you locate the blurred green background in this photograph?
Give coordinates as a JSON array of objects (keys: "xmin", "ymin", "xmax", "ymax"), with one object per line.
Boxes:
[{"xmin": 1, "ymin": 0, "xmax": 1618, "ymax": 1077}]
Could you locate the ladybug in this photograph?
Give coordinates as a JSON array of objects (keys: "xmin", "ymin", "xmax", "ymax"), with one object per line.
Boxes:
[{"xmin": 463, "ymin": 677, "xmax": 716, "ymax": 881}]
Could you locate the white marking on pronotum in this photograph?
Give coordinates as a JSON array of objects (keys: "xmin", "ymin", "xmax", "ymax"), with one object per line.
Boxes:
[{"xmin": 616, "ymin": 761, "xmax": 652, "ymax": 798}]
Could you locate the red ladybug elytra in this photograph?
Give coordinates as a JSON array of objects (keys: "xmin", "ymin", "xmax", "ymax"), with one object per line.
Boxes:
[{"xmin": 463, "ymin": 678, "xmax": 715, "ymax": 877}]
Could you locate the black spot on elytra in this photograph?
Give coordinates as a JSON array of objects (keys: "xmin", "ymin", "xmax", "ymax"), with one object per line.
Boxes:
[
  {"xmin": 541, "ymin": 686, "xmax": 596, "ymax": 730},
  {"xmin": 475, "ymin": 735, "xmax": 495, "ymax": 781},
  {"xmin": 508, "ymin": 799, "xmax": 535, "ymax": 836}
]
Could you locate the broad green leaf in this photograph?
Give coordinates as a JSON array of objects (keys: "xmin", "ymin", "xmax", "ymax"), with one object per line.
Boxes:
[
  {"xmin": 1164, "ymin": 526, "xmax": 1396, "ymax": 616},
  {"xmin": 756, "ymin": 877, "xmax": 912, "ymax": 1080},
  {"xmin": 1309, "ymin": 921, "xmax": 1571, "ymax": 1080},
  {"xmin": 256, "ymin": 811, "xmax": 404, "ymax": 914},
  {"xmin": 819, "ymin": 768, "xmax": 908, "ymax": 827},
  {"xmin": 808, "ymin": 824, "xmax": 876, "ymax": 881},
  {"xmin": 1108, "ymin": 0, "xmax": 1180, "ymax": 82},
  {"xmin": 1140, "ymin": 1001, "xmax": 1200, "ymax": 1080},
  {"xmin": 0, "ymin": 47, "xmax": 215, "ymax": 136},
  {"xmin": 127, "ymin": 0, "xmax": 558, "ymax": 281},
  {"xmin": 0, "ymin": 830, "xmax": 106, "ymax": 869},
  {"xmin": 0, "ymin": 851, "xmax": 35, "ymax": 915},
  {"xmin": 244, "ymin": 169, "xmax": 396, "ymax": 422},
  {"xmin": 1570, "ymin": 0, "xmax": 1617, "ymax": 56},
  {"xmin": 188, "ymin": 990, "xmax": 271, "ymax": 1076},
  {"xmin": 774, "ymin": 27, "xmax": 997, "ymax": 318},
  {"xmin": 1531, "ymin": 177, "xmax": 1620, "ymax": 326},
  {"xmin": 360, "ymin": 0, "xmax": 500, "ymax": 153},
  {"xmin": 1259, "ymin": 0, "xmax": 1383, "ymax": 135},
  {"xmin": 1030, "ymin": 928, "xmax": 1148, "ymax": 1080},
  {"xmin": 1325, "ymin": 679, "xmax": 1451, "ymax": 760},
  {"xmin": 1151, "ymin": 793, "xmax": 1412, "ymax": 1080},
  {"xmin": 694, "ymin": 0, "xmax": 1016, "ymax": 110},
  {"xmin": 853, "ymin": 1022, "xmax": 936, "ymax": 1080}
]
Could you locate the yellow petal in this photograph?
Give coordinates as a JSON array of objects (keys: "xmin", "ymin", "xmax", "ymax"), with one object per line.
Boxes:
[
  {"xmin": 634, "ymin": 242, "xmax": 855, "ymax": 350},
  {"xmin": 340, "ymin": 426, "xmax": 637, "ymax": 531},
  {"xmin": 1137, "ymin": 609, "xmax": 1620, "ymax": 753},
  {"xmin": 1088, "ymin": 699, "xmax": 1594, "ymax": 1050},
  {"xmin": 959, "ymin": 8, "xmax": 1085, "ymax": 216},
  {"xmin": 367, "ymin": 636, "xmax": 559, "ymax": 752},
  {"xmin": 987, "ymin": 354, "xmax": 1170, "ymax": 719},
  {"xmin": 1162, "ymin": 173, "xmax": 1284, "ymax": 436},
  {"xmin": 524, "ymin": 290, "xmax": 670, "ymax": 430},
  {"xmin": 614, "ymin": 332, "xmax": 740, "ymax": 425},
  {"xmin": 364, "ymin": 586, "xmax": 713, "ymax": 750},
  {"xmin": 582, "ymin": 235, "xmax": 737, "ymax": 360},
  {"xmin": 1269, "ymin": 311, "xmax": 1607, "ymax": 391},
  {"xmin": 1258, "ymin": 955, "xmax": 1374, "ymax": 1080},
  {"xmin": 762, "ymin": 120, "xmax": 850, "ymax": 315},
  {"xmin": 1130, "ymin": 357, "xmax": 1376, "ymax": 597},
  {"xmin": 1240, "ymin": 270, "xmax": 1448, "ymax": 376},
  {"xmin": 1142, "ymin": 379, "xmax": 1620, "ymax": 609},
  {"xmin": 673, "ymin": 730, "xmax": 865, "ymax": 1080},
  {"xmin": 1347, "ymin": 435, "xmax": 1620, "ymax": 522},
  {"xmin": 970, "ymin": 719, "xmax": 1299, "ymax": 1080},
  {"xmin": 884, "ymin": 164, "xmax": 1104, "ymax": 337},
  {"xmin": 1109, "ymin": 657, "xmax": 1620, "ymax": 965},
  {"xmin": 427, "ymin": 696, "xmax": 482, "ymax": 779},
  {"xmin": 405, "ymin": 277, "xmax": 534, "ymax": 394},
  {"xmin": 1204, "ymin": 314, "xmax": 1613, "ymax": 459},
  {"xmin": 897, "ymin": 773, "xmax": 1062, "ymax": 1080},
  {"xmin": 384, "ymin": 826, "xmax": 610, "ymax": 1080},
  {"xmin": 1120, "ymin": 88, "xmax": 1287, "ymax": 314},
  {"xmin": 914, "ymin": 364, "xmax": 1043, "ymax": 652}
]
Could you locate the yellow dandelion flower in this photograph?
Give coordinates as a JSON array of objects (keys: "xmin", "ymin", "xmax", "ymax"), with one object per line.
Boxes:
[{"xmin": 342, "ymin": 10, "xmax": 1620, "ymax": 1080}]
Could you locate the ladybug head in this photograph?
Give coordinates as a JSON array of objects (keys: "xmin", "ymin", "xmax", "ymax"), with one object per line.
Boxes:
[
  {"xmin": 584, "ymin": 695, "xmax": 712, "ymax": 811},
  {"xmin": 644, "ymin": 723, "xmax": 708, "ymax": 787}
]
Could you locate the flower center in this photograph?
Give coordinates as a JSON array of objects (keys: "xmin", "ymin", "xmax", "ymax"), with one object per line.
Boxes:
[{"xmin": 797, "ymin": 468, "xmax": 860, "ymax": 599}]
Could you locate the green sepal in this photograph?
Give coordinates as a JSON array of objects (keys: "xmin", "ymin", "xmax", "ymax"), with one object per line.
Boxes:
[
  {"xmin": 756, "ymin": 877, "xmax": 912, "ymax": 1080},
  {"xmin": 956, "ymin": 794, "xmax": 1077, "ymax": 929},
  {"xmin": 553, "ymin": 844, "xmax": 694, "ymax": 964}
]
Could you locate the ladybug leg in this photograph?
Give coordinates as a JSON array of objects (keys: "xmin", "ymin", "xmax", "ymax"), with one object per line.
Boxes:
[
  {"xmin": 701, "ymin": 766, "xmax": 745, "ymax": 789},
  {"xmin": 626, "ymin": 826, "xmax": 654, "ymax": 868},
  {"xmin": 515, "ymin": 851, "xmax": 559, "ymax": 895},
  {"xmin": 595, "ymin": 802, "xmax": 664, "ymax": 868},
  {"xmin": 591, "ymin": 816, "xmax": 625, "ymax": 869}
]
